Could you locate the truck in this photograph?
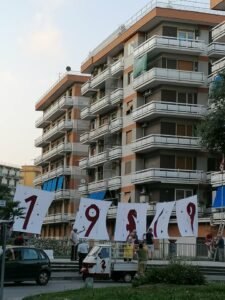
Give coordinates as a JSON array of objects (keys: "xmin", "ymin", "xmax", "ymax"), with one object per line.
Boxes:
[{"xmin": 81, "ymin": 244, "xmax": 138, "ymax": 283}]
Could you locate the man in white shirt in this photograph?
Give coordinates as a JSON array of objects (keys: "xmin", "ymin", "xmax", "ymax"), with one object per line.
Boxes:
[
  {"xmin": 77, "ymin": 239, "xmax": 89, "ymax": 273},
  {"xmin": 70, "ymin": 226, "xmax": 85, "ymax": 261}
]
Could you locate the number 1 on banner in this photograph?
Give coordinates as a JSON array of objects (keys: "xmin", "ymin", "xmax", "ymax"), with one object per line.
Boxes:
[{"xmin": 22, "ymin": 195, "xmax": 37, "ymax": 230}]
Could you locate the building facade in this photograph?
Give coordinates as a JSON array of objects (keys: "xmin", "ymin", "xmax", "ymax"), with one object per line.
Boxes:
[
  {"xmin": 0, "ymin": 163, "xmax": 20, "ymax": 196},
  {"xmin": 79, "ymin": 0, "xmax": 225, "ymax": 240},
  {"xmin": 20, "ymin": 165, "xmax": 41, "ymax": 187},
  {"xmin": 34, "ymin": 72, "xmax": 90, "ymax": 238}
]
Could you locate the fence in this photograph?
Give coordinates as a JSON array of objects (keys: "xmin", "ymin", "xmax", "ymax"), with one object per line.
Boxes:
[{"xmin": 22, "ymin": 238, "xmax": 209, "ymax": 260}]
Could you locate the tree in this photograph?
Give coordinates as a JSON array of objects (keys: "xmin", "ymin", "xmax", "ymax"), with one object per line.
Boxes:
[
  {"xmin": 0, "ymin": 184, "xmax": 24, "ymax": 221},
  {"xmin": 198, "ymin": 71, "xmax": 225, "ymax": 158}
]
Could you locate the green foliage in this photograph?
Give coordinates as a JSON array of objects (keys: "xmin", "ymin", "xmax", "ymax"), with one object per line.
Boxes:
[
  {"xmin": 132, "ymin": 263, "xmax": 206, "ymax": 287},
  {"xmin": 22, "ymin": 284, "xmax": 225, "ymax": 300},
  {"xmin": 0, "ymin": 184, "xmax": 25, "ymax": 221},
  {"xmin": 198, "ymin": 71, "xmax": 225, "ymax": 155}
]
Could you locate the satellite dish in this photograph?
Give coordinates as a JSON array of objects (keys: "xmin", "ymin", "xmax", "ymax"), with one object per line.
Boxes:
[{"xmin": 66, "ymin": 66, "xmax": 71, "ymax": 72}]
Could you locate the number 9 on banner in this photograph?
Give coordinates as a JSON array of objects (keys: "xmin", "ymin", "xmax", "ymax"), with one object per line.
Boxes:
[
  {"xmin": 13, "ymin": 185, "xmax": 55, "ymax": 234},
  {"xmin": 74, "ymin": 198, "xmax": 112, "ymax": 240}
]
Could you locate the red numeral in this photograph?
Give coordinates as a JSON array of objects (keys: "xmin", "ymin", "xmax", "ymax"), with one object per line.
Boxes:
[
  {"xmin": 85, "ymin": 204, "xmax": 100, "ymax": 237},
  {"xmin": 22, "ymin": 195, "xmax": 37, "ymax": 230}
]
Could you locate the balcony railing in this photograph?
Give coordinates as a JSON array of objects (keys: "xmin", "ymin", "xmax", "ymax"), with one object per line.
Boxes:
[
  {"xmin": 110, "ymin": 118, "xmax": 123, "ymax": 133},
  {"xmin": 33, "ymin": 166, "xmax": 72, "ymax": 185},
  {"xmin": 131, "ymin": 168, "xmax": 207, "ymax": 184},
  {"xmin": 210, "ymin": 171, "xmax": 225, "ymax": 187},
  {"xmin": 109, "ymin": 146, "xmax": 122, "ymax": 160},
  {"xmin": 43, "ymin": 213, "xmax": 74, "ymax": 224},
  {"xmin": 132, "ymin": 101, "xmax": 206, "ymax": 122},
  {"xmin": 89, "ymin": 123, "xmax": 110, "ymax": 141},
  {"xmin": 134, "ymin": 35, "xmax": 206, "ymax": 58},
  {"xmin": 208, "ymin": 42, "xmax": 225, "ymax": 57},
  {"xmin": 132, "ymin": 134, "xmax": 201, "ymax": 153},
  {"xmin": 111, "ymin": 58, "xmax": 124, "ymax": 76},
  {"xmin": 91, "ymin": 68, "xmax": 111, "ymax": 89},
  {"xmin": 90, "ymin": 95, "xmax": 111, "ymax": 114},
  {"xmin": 110, "ymin": 88, "xmax": 123, "ymax": 105},
  {"xmin": 108, "ymin": 176, "xmax": 121, "ymax": 190},
  {"xmin": 80, "ymin": 132, "xmax": 90, "ymax": 144},
  {"xmin": 80, "ymin": 106, "xmax": 95, "ymax": 120},
  {"xmin": 89, "ymin": 151, "xmax": 108, "ymax": 167},
  {"xmin": 212, "ymin": 20, "xmax": 225, "ymax": 42},
  {"xmin": 79, "ymin": 157, "xmax": 89, "ymax": 169},
  {"xmin": 88, "ymin": 179, "xmax": 108, "ymax": 192},
  {"xmin": 133, "ymin": 68, "xmax": 205, "ymax": 91},
  {"xmin": 211, "ymin": 56, "xmax": 225, "ymax": 74},
  {"xmin": 35, "ymin": 96, "xmax": 74, "ymax": 127}
]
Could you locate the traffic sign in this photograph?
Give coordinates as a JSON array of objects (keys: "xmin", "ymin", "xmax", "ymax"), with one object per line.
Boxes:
[{"xmin": 0, "ymin": 200, "xmax": 6, "ymax": 207}]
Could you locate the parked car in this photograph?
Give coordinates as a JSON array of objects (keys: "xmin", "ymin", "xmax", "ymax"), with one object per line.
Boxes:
[{"xmin": 0, "ymin": 246, "xmax": 51, "ymax": 285}]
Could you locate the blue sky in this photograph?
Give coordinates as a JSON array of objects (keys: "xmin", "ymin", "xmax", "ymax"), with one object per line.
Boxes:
[{"xmin": 0, "ymin": 0, "xmax": 149, "ymax": 166}]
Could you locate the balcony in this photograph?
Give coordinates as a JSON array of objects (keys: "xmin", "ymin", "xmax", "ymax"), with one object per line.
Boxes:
[
  {"xmin": 35, "ymin": 96, "xmax": 74, "ymax": 128},
  {"xmin": 131, "ymin": 134, "xmax": 201, "ymax": 153},
  {"xmin": 111, "ymin": 58, "xmax": 124, "ymax": 76},
  {"xmin": 78, "ymin": 184, "xmax": 88, "ymax": 193},
  {"xmin": 81, "ymin": 80, "xmax": 97, "ymax": 96},
  {"xmin": 89, "ymin": 151, "xmax": 108, "ymax": 167},
  {"xmin": 80, "ymin": 106, "xmax": 95, "ymax": 120},
  {"xmin": 210, "ymin": 171, "xmax": 225, "ymax": 187},
  {"xmin": 132, "ymin": 101, "xmax": 206, "ymax": 123},
  {"xmin": 79, "ymin": 157, "xmax": 89, "ymax": 169},
  {"xmin": 88, "ymin": 179, "xmax": 108, "ymax": 192},
  {"xmin": 33, "ymin": 166, "xmax": 72, "ymax": 185},
  {"xmin": 55, "ymin": 189, "xmax": 80, "ymax": 200},
  {"xmin": 90, "ymin": 95, "xmax": 113, "ymax": 115},
  {"xmin": 35, "ymin": 120, "xmax": 73, "ymax": 147},
  {"xmin": 133, "ymin": 68, "xmax": 206, "ymax": 92},
  {"xmin": 108, "ymin": 176, "xmax": 121, "ymax": 190},
  {"xmin": 134, "ymin": 35, "xmax": 206, "ymax": 59},
  {"xmin": 91, "ymin": 68, "xmax": 111, "ymax": 89},
  {"xmin": 89, "ymin": 123, "xmax": 110, "ymax": 141},
  {"xmin": 211, "ymin": 56, "xmax": 225, "ymax": 74},
  {"xmin": 208, "ymin": 42, "xmax": 225, "ymax": 58},
  {"xmin": 80, "ymin": 132, "xmax": 90, "ymax": 144},
  {"xmin": 44, "ymin": 213, "xmax": 74, "ymax": 224},
  {"xmin": 110, "ymin": 88, "xmax": 123, "ymax": 105},
  {"xmin": 212, "ymin": 20, "xmax": 225, "ymax": 43},
  {"xmin": 35, "ymin": 143, "xmax": 72, "ymax": 165},
  {"xmin": 110, "ymin": 118, "xmax": 123, "ymax": 133},
  {"xmin": 109, "ymin": 146, "xmax": 122, "ymax": 160},
  {"xmin": 131, "ymin": 168, "xmax": 207, "ymax": 185}
]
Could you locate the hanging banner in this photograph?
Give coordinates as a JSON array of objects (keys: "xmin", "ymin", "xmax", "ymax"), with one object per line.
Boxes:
[
  {"xmin": 212, "ymin": 186, "xmax": 225, "ymax": 208},
  {"xmin": 13, "ymin": 185, "xmax": 55, "ymax": 234},
  {"xmin": 149, "ymin": 201, "xmax": 175, "ymax": 239},
  {"xmin": 74, "ymin": 198, "xmax": 111, "ymax": 240},
  {"xmin": 176, "ymin": 195, "xmax": 198, "ymax": 237},
  {"xmin": 114, "ymin": 203, "xmax": 148, "ymax": 241}
]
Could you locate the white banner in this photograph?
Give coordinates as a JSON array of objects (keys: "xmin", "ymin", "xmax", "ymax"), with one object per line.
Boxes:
[
  {"xmin": 114, "ymin": 203, "xmax": 148, "ymax": 241},
  {"xmin": 176, "ymin": 195, "xmax": 198, "ymax": 237},
  {"xmin": 74, "ymin": 198, "xmax": 111, "ymax": 240},
  {"xmin": 149, "ymin": 201, "xmax": 175, "ymax": 239},
  {"xmin": 13, "ymin": 185, "xmax": 55, "ymax": 234}
]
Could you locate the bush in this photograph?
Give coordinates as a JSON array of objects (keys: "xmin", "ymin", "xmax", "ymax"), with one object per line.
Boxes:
[{"xmin": 132, "ymin": 263, "xmax": 206, "ymax": 287}]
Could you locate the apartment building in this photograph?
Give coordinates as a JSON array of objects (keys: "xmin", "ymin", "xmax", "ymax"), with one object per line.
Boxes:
[
  {"xmin": 79, "ymin": 0, "xmax": 225, "ymax": 239},
  {"xmin": 20, "ymin": 165, "xmax": 41, "ymax": 187},
  {"xmin": 34, "ymin": 72, "xmax": 90, "ymax": 238},
  {"xmin": 0, "ymin": 163, "xmax": 20, "ymax": 196}
]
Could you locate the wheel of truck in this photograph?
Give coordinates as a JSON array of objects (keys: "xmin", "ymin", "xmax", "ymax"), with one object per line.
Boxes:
[{"xmin": 123, "ymin": 273, "xmax": 132, "ymax": 283}]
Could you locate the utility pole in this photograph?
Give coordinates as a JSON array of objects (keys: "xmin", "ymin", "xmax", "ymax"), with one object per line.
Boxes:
[{"xmin": 0, "ymin": 220, "xmax": 11, "ymax": 300}]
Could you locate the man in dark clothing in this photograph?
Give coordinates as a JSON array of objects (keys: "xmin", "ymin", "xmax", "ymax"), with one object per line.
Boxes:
[
  {"xmin": 14, "ymin": 232, "xmax": 24, "ymax": 246},
  {"xmin": 216, "ymin": 236, "xmax": 224, "ymax": 262},
  {"xmin": 143, "ymin": 228, "xmax": 154, "ymax": 259}
]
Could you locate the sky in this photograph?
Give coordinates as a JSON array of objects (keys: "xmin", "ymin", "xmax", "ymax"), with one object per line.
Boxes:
[{"xmin": 0, "ymin": 0, "xmax": 149, "ymax": 167}]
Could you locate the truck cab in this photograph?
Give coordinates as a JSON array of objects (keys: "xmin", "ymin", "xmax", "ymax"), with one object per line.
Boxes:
[{"xmin": 82, "ymin": 244, "xmax": 137, "ymax": 282}]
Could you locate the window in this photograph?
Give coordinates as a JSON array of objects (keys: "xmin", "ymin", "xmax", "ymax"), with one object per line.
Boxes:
[
  {"xmin": 162, "ymin": 58, "xmax": 177, "ymax": 69},
  {"xmin": 161, "ymin": 122, "xmax": 176, "ymax": 135},
  {"xmin": 128, "ymin": 71, "xmax": 133, "ymax": 85},
  {"xmin": 160, "ymin": 155, "xmax": 175, "ymax": 169},
  {"xmin": 176, "ymin": 156, "xmax": 196, "ymax": 170},
  {"xmin": 99, "ymin": 248, "xmax": 110, "ymax": 259},
  {"xmin": 175, "ymin": 189, "xmax": 193, "ymax": 200},
  {"xmin": 126, "ymin": 130, "xmax": 132, "ymax": 144},
  {"xmin": 22, "ymin": 249, "xmax": 39, "ymax": 260},
  {"xmin": 178, "ymin": 30, "xmax": 194, "ymax": 40},
  {"xmin": 161, "ymin": 90, "xmax": 176, "ymax": 102},
  {"xmin": 125, "ymin": 161, "xmax": 132, "ymax": 174},
  {"xmin": 126, "ymin": 100, "xmax": 133, "ymax": 115},
  {"xmin": 162, "ymin": 26, "xmax": 177, "ymax": 37}
]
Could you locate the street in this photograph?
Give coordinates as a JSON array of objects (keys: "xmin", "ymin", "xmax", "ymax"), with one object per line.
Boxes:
[{"xmin": 3, "ymin": 279, "xmax": 129, "ymax": 300}]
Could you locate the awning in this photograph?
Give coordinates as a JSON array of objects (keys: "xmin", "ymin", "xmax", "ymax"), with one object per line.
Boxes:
[
  {"xmin": 88, "ymin": 191, "xmax": 106, "ymax": 200},
  {"xmin": 212, "ymin": 186, "xmax": 225, "ymax": 208}
]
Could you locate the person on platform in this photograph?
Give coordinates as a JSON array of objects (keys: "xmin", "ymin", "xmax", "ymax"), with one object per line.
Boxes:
[
  {"xmin": 70, "ymin": 226, "xmax": 85, "ymax": 261},
  {"xmin": 136, "ymin": 243, "xmax": 148, "ymax": 277},
  {"xmin": 143, "ymin": 227, "xmax": 154, "ymax": 260},
  {"xmin": 77, "ymin": 239, "xmax": 89, "ymax": 273},
  {"xmin": 205, "ymin": 233, "xmax": 213, "ymax": 259}
]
